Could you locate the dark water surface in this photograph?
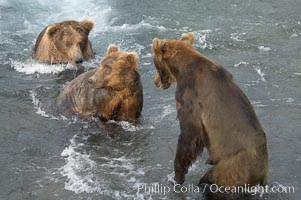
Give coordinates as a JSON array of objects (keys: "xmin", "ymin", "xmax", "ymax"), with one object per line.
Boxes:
[{"xmin": 0, "ymin": 0, "xmax": 300, "ymax": 199}]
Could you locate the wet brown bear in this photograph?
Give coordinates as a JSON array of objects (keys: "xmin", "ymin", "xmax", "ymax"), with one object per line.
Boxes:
[
  {"xmin": 152, "ymin": 33, "xmax": 268, "ymax": 188},
  {"xmin": 33, "ymin": 20, "xmax": 95, "ymax": 67},
  {"xmin": 55, "ymin": 44, "xmax": 143, "ymax": 121}
]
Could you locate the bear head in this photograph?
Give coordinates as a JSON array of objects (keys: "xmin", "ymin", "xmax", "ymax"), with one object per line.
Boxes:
[
  {"xmin": 46, "ymin": 20, "xmax": 94, "ymax": 66},
  {"xmin": 88, "ymin": 44, "xmax": 139, "ymax": 91},
  {"xmin": 152, "ymin": 32, "xmax": 195, "ymax": 89}
]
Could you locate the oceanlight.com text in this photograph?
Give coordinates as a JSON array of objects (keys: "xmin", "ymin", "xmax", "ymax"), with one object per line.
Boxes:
[
  {"xmin": 136, "ymin": 183, "xmax": 295, "ymax": 196},
  {"xmin": 208, "ymin": 184, "xmax": 295, "ymax": 195}
]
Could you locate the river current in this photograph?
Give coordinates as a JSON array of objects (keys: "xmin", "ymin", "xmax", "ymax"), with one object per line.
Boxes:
[{"xmin": 0, "ymin": 0, "xmax": 300, "ymax": 199}]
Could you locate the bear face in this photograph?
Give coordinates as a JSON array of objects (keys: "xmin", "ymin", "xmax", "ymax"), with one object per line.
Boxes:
[
  {"xmin": 88, "ymin": 44, "xmax": 139, "ymax": 91},
  {"xmin": 152, "ymin": 32, "xmax": 194, "ymax": 89},
  {"xmin": 33, "ymin": 20, "xmax": 95, "ymax": 67},
  {"xmin": 55, "ymin": 44, "xmax": 143, "ymax": 122}
]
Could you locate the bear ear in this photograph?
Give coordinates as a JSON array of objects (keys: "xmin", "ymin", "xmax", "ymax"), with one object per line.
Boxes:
[
  {"xmin": 81, "ymin": 20, "xmax": 94, "ymax": 33},
  {"xmin": 179, "ymin": 32, "xmax": 194, "ymax": 45},
  {"xmin": 152, "ymin": 38, "xmax": 168, "ymax": 53},
  {"xmin": 152, "ymin": 38, "xmax": 173, "ymax": 59},
  {"xmin": 106, "ymin": 44, "xmax": 119, "ymax": 54},
  {"xmin": 152, "ymin": 38, "xmax": 164, "ymax": 52},
  {"xmin": 47, "ymin": 25, "xmax": 59, "ymax": 38},
  {"xmin": 127, "ymin": 52, "xmax": 138, "ymax": 65}
]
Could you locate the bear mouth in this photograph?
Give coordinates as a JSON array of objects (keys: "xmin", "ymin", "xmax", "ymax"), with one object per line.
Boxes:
[
  {"xmin": 72, "ymin": 61, "xmax": 83, "ymax": 67},
  {"xmin": 59, "ymin": 61, "xmax": 79, "ymax": 68},
  {"xmin": 62, "ymin": 60, "xmax": 83, "ymax": 68},
  {"xmin": 155, "ymin": 81, "xmax": 170, "ymax": 90},
  {"xmin": 75, "ymin": 60, "xmax": 83, "ymax": 65},
  {"xmin": 160, "ymin": 84, "xmax": 171, "ymax": 90}
]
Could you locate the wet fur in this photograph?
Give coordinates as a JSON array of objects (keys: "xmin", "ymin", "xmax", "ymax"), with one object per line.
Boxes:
[
  {"xmin": 152, "ymin": 33, "xmax": 268, "ymax": 187},
  {"xmin": 33, "ymin": 20, "xmax": 94, "ymax": 66},
  {"xmin": 55, "ymin": 45, "xmax": 143, "ymax": 121}
]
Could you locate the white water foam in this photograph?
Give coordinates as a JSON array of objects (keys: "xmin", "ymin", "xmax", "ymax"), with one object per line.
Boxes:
[
  {"xmin": 198, "ymin": 34, "xmax": 208, "ymax": 50},
  {"xmin": 108, "ymin": 120, "xmax": 143, "ymax": 132},
  {"xmin": 109, "ymin": 20, "xmax": 171, "ymax": 33},
  {"xmin": 117, "ymin": 43, "xmax": 147, "ymax": 56},
  {"xmin": 1, "ymin": 0, "xmax": 112, "ymax": 35},
  {"xmin": 60, "ymin": 134, "xmax": 150, "ymax": 197},
  {"xmin": 11, "ymin": 59, "xmax": 75, "ymax": 74},
  {"xmin": 289, "ymin": 33, "xmax": 298, "ymax": 39},
  {"xmin": 234, "ymin": 61, "xmax": 249, "ymax": 68},
  {"xmin": 253, "ymin": 65, "xmax": 267, "ymax": 82},
  {"xmin": 270, "ymin": 97, "xmax": 296, "ymax": 105},
  {"xmin": 30, "ymin": 90, "xmax": 57, "ymax": 119},
  {"xmin": 233, "ymin": 62, "xmax": 267, "ymax": 82},
  {"xmin": 161, "ymin": 104, "xmax": 176, "ymax": 119},
  {"xmin": 167, "ymin": 172, "xmax": 177, "ymax": 185},
  {"xmin": 194, "ymin": 30, "xmax": 213, "ymax": 50},
  {"xmin": 29, "ymin": 89, "xmax": 72, "ymax": 121},
  {"xmin": 60, "ymin": 136, "xmax": 102, "ymax": 194},
  {"xmin": 285, "ymin": 98, "xmax": 294, "ymax": 103},
  {"xmin": 251, "ymin": 101, "xmax": 266, "ymax": 107},
  {"xmin": 230, "ymin": 32, "xmax": 247, "ymax": 42},
  {"xmin": 35, "ymin": 0, "xmax": 111, "ymax": 33},
  {"xmin": 107, "ymin": 120, "xmax": 155, "ymax": 132},
  {"xmin": 258, "ymin": 46, "xmax": 271, "ymax": 52}
]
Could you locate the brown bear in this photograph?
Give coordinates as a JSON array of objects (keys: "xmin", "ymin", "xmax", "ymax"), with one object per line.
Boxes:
[
  {"xmin": 33, "ymin": 20, "xmax": 95, "ymax": 67},
  {"xmin": 152, "ymin": 33, "xmax": 268, "ymax": 188},
  {"xmin": 55, "ymin": 44, "xmax": 143, "ymax": 121}
]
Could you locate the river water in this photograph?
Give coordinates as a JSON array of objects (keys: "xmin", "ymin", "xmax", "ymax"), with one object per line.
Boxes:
[{"xmin": 0, "ymin": 0, "xmax": 300, "ymax": 199}]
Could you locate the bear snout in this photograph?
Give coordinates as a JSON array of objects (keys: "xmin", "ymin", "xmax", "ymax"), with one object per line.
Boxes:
[
  {"xmin": 154, "ymin": 78, "xmax": 161, "ymax": 88},
  {"xmin": 72, "ymin": 50, "xmax": 84, "ymax": 66},
  {"xmin": 88, "ymin": 75, "xmax": 103, "ymax": 89},
  {"xmin": 74, "ymin": 57, "xmax": 83, "ymax": 65},
  {"xmin": 154, "ymin": 72, "xmax": 170, "ymax": 89},
  {"xmin": 88, "ymin": 77, "xmax": 95, "ymax": 85},
  {"xmin": 154, "ymin": 79, "xmax": 170, "ymax": 90}
]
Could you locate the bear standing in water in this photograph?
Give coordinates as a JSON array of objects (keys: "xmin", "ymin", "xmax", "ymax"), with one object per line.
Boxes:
[
  {"xmin": 152, "ymin": 33, "xmax": 268, "ymax": 188},
  {"xmin": 33, "ymin": 20, "xmax": 95, "ymax": 67},
  {"xmin": 55, "ymin": 44, "xmax": 143, "ymax": 122}
]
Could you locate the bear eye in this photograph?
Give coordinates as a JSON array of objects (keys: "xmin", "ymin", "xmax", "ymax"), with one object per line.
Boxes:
[
  {"xmin": 65, "ymin": 42, "xmax": 72, "ymax": 48},
  {"xmin": 158, "ymin": 68, "xmax": 165, "ymax": 76},
  {"xmin": 103, "ymin": 65, "xmax": 112, "ymax": 74},
  {"xmin": 79, "ymin": 41, "xmax": 86, "ymax": 49}
]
